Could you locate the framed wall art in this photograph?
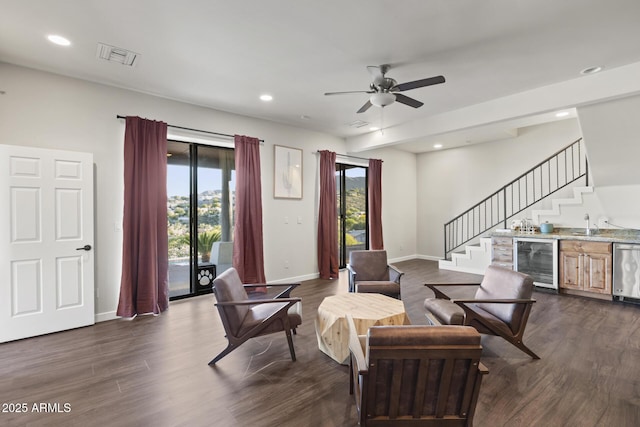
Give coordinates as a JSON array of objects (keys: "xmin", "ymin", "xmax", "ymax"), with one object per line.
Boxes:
[{"xmin": 273, "ymin": 145, "xmax": 303, "ymax": 199}]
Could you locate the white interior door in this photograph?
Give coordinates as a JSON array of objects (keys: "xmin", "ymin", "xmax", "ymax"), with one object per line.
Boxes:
[{"xmin": 0, "ymin": 144, "xmax": 94, "ymax": 343}]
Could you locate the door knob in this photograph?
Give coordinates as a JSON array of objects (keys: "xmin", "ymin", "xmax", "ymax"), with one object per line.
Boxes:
[{"xmin": 76, "ymin": 244, "xmax": 92, "ymax": 251}]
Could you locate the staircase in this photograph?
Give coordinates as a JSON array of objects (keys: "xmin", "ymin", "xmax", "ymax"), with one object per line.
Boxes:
[
  {"xmin": 439, "ymin": 185, "xmax": 593, "ymax": 274},
  {"xmin": 440, "ymin": 139, "xmax": 590, "ymax": 275}
]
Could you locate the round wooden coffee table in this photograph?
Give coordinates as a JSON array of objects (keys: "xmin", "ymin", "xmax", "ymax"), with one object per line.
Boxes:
[{"xmin": 315, "ymin": 293, "xmax": 410, "ymax": 364}]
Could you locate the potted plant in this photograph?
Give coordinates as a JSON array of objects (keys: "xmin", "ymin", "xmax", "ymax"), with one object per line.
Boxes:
[{"xmin": 197, "ymin": 229, "xmax": 221, "ymax": 263}]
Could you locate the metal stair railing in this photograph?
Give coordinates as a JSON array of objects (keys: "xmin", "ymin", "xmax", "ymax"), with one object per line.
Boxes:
[{"xmin": 444, "ymin": 138, "xmax": 588, "ymax": 259}]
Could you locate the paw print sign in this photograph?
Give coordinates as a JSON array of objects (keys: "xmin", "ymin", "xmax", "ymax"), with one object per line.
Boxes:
[{"xmin": 197, "ymin": 269, "xmax": 214, "ymax": 286}]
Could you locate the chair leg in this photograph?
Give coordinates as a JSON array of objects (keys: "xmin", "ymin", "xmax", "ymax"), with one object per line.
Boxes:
[
  {"xmin": 284, "ymin": 329, "xmax": 296, "ymax": 362},
  {"xmin": 349, "ymin": 356, "xmax": 354, "ymax": 395},
  {"xmin": 284, "ymin": 328, "xmax": 296, "ymax": 361},
  {"xmin": 509, "ymin": 338, "xmax": 540, "ymax": 360},
  {"xmin": 208, "ymin": 342, "xmax": 237, "ymax": 365},
  {"xmin": 467, "ymin": 313, "xmax": 540, "ymax": 359}
]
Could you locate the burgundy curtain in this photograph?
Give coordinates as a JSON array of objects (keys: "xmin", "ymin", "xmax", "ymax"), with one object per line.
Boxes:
[
  {"xmin": 368, "ymin": 158, "xmax": 384, "ymax": 250},
  {"xmin": 317, "ymin": 150, "xmax": 339, "ymax": 279},
  {"xmin": 117, "ymin": 117, "xmax": 169, "ymax": 317},
  {"xmin": 233, "ymin": 135, "xmax": 266, "ymax": 284}
]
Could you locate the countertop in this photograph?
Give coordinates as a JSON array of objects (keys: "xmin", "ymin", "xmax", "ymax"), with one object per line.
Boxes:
[{"xmin": 491, "ymin": 227, "xmax": 640, "ymax": 244}]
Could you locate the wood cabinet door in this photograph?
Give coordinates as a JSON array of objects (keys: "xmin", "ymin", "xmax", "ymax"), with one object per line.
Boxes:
[
  {"xmin": 560, "ymin": 251, "xmax": 582, "ymax": 290},
  {"xmin": 584, "ymin": 252, "xmax": 612, "ymax": 294}
]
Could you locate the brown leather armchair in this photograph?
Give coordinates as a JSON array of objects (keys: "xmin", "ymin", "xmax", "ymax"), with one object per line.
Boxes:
[
  {"xmin": 424, "ymin": 265, "xmax": 539, "ymax": 359},
  {"xmin": 209, "ymin": 268, "xmax": 302, "ymax": 365},
  {"xmin": 347, "ymin": 315, "xmax": 488, "ymax": 426},
  {"xmin": 347, "ymin": 250, "xmax": 403, "ymax": 299}
]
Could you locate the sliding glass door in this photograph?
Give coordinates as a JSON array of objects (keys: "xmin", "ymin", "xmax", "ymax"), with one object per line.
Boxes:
[
  {"xmin": 167, "ymin": 141, "xmax": 235, "ymax": 299},
  {"xmin": 336, "ymin": 163, "xmax": 368, "ymax": 268}
]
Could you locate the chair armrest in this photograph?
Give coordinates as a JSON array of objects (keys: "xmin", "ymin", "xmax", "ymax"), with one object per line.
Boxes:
[
  {"xmin": 388, "ymin": 264, "xmax": 404, "ymax": 283},
  {"xmin": 346, "ymin": 315, "xmax": 367, "ymax": 374},
  {"xmin": 451, "ymin": 298, "xmax": 535, "ymax": 304},
  {"xmin": 216, "ymin": 297, "xmax": 301, "ymax": 307},
  {"xmin": 424, "ymin": 282, "xmax": 482, "ymax": 287},
  {"xmin": 243, "ymin": 283, "xmax": 299, "ymax": 298},
  {"xmin": 424, "ymin": 282, "xmax": 482, "ymax": 300},
  {"xmin": 242, "ymin": 283, "xmax": 299, "ymax": 288},
  {"xmin": 242, "ymin": 283, "xmax": 299, "ymax": 289}
]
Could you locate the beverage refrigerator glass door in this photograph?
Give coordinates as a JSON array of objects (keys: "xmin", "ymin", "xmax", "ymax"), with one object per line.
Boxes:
[{"xmin": 513, "ymin": 238, "xmax": 558, "ymax": 289}]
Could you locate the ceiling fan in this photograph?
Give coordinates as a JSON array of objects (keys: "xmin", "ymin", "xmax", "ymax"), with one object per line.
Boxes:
[{"xmin": 324, "ymin": 64, "xmax": 445, "ymax": 113}]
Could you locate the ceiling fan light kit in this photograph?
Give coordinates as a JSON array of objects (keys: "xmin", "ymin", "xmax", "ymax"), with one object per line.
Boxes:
[
  {"xmin": 370, "ymin": 92, "xmax": 396, "ymax": 107},
  {"xmin": 324, "ymin": 64, "xmax": 445, "ymax": 113}
]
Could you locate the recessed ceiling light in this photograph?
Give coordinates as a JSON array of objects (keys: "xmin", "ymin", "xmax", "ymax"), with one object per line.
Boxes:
[
  {"xmin": 369, "ymin": 127, "xmax": 379, "ymax": 131},
  {"xmin": 433, "ymin": 143, "xmax": 443, "ymax": 149},
  {"xmin": 259, "ymin": 94, "xmax": 273, "ymax": 102},
  {"xmin": 580, "ymin": 66, "xmax": 602, "ymax": 75},
  {"xmin": 555, "ymin": 111, "xmax": 570, "ymax": 118},
  {"xmin": 47, "ymin": 35, "xmax": 71, "ymax": 46}
]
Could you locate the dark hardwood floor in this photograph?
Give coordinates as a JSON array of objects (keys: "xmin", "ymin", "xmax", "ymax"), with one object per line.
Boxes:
[{"xmin": 2, "ymin": 259, "xmax": 640, "ymax": 426}]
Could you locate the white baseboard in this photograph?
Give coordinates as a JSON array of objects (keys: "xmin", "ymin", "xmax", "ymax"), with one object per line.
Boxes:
[
  {"xmin": 95, "ymin": 311, "xmax": 118, "ymax": 323},
  {"xmin": 388, "ymin": 254, "xmax": 423, "ymax": 264},
  {"xmin": 438, "ymin": 262, "xmax": 485, "ymax": 275},
  {"xmin": 268, "ymin": 272, "xmax": 320, "ymax": 284},
  {"xmin": 414, "ymin": 254, "xmax": 444, "ymax": 262}
]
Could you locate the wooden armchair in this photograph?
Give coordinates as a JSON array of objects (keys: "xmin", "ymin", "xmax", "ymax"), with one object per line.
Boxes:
[
  {"xmin": 347, "ymin": 315, "xmax": 488, "ymax": 426},
  {"xmin": 424, "ymin": 265, "xmax": 539, "ymax": 359},
  {"xmin": 209, "ymin": 267, "xmax": 302, "ymax": 365},
  {"xmin": 347, "ymin": 250, "xmax": 404, "ymax": 299}
]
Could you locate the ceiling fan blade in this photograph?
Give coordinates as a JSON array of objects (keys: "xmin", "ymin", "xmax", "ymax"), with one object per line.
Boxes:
[
  {"xmin": 357, "ymin": 100, "xmax": 373, "ymax": 114},
  {"xmin": 394, "ymin": 93, "xmax": 424, "ymax": 108},
  {"xmin": 392, "ymin": 75, "xmax": 445, "ymax": 92},
  {"xmin": 324, "ymin": 90, "xmax": 374, "ymax": 96}
]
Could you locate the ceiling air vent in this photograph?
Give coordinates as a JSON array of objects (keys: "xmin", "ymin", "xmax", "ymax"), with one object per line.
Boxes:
[
  {"xmin": 348, "ymin": 120, "xmax": 370, "ymax": 128},
  {"xmin": 96, "ymin": 43, "xmax": 139, "ymax": 66}
]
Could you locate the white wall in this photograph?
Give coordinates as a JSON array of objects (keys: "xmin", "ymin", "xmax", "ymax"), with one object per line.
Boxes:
[
  {"xmin": 416, "ymin": 119, "xmax": 582, "ymax": 258},
  {"xmin": 0, "ymin": 62, "xmax": 417, "ymax": 321},
  {"xmin": 579, "ymin": 94, "xmax": 640, "ymax": 187},
  {"xmin": 357, "ymin": 147, "xmax": 418, "ymax": 262},
  {"xmin": 578, "ymin": 94, "xmax": 640, "ymax": 228}
]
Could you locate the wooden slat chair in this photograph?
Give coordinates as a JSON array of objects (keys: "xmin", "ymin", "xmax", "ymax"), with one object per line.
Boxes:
[
  {"xmin": 347, "ymin": 315, "xmax": 488, "ymax": 426},
  {"xmin": 424, "ymin": 265, "xmax": 539, "ymax": 359},
  {"xmin": 347, "ymin": 250, "xmax": 404, "ymax": 299},
  {"xmin": 209, "ymin": 267, "xmax": 302, "ymax": 365}
]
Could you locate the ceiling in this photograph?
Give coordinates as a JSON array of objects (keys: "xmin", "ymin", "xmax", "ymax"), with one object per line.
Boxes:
[{"xmin": 2, "ymin": 0, "xmax": 640, "ymax": 153}]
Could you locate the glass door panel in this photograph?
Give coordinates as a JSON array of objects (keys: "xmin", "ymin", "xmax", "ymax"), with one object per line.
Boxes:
[
  {"xmin": 167, "ymin": 141, "xmax": 191, "ymax": 298},
  {"xmin": 195, "ymin": 146, "xmax": 235, "ymax": 294},
  {"xmin": 336, "ymin": 163, "xmax": 368, "ymax": 268},
  {"xmin": 167, "ymin": 141, "xmax": 235, "ymax": 300}
]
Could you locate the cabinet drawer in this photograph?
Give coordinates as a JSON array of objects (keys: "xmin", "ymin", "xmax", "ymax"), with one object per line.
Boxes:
[
  {"xmin": 492, "ymin": 236, "xmax": 513, "ymax": 247},
  {"xmin": 560, "ymin": 240, "xmax": 612, "ymax": 254},
  {"xmin": 491, "ymin": 248, "xmax": 513, "ymax": 262}
]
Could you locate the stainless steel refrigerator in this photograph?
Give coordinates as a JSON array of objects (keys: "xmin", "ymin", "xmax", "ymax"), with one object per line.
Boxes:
[{"xmin": 613, "ymin": 243, "xmax": 640, "ymax": 301}]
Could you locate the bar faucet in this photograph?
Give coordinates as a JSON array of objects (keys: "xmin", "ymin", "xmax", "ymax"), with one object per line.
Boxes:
[{"xmin": 584, "ymin": 213, "xmax": 591, "ymax": 235}]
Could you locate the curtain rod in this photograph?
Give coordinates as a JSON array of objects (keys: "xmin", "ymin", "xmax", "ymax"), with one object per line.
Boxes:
[
  {"xmin": 116, "ymin": 115, "xmax": 264, "ymax": 143},
  {"xmin": 313, "ymin": 150, "xmax": 371, "ymax": 162}
]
